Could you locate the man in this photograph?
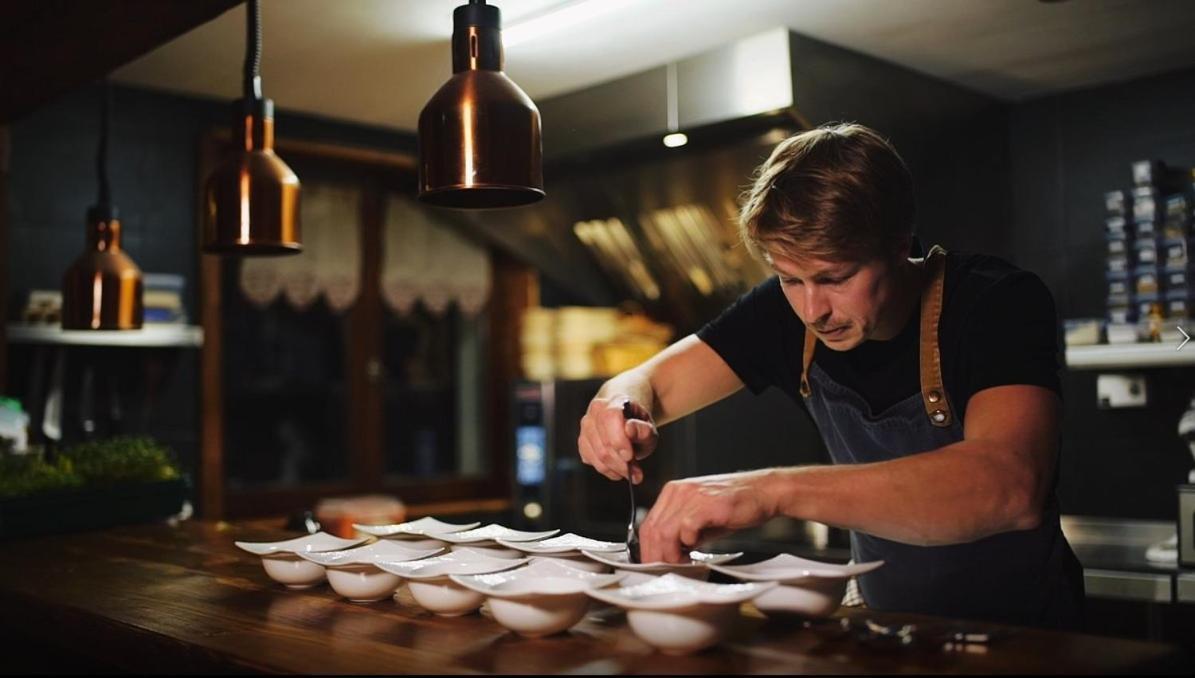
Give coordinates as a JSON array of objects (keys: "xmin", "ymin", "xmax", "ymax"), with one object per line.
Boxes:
[{"xmin": 577, "ymin": 123, "xmax": 1084, "ymax": 629}]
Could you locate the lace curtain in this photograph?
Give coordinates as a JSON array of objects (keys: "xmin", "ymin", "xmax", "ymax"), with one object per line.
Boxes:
[
  {"xmin": 238, "ymin": 182, "xmax": 490, "ymax": 316},
  {"xmin": 380, "ymin": 195, "xmax": 490, "ymax": 317}
]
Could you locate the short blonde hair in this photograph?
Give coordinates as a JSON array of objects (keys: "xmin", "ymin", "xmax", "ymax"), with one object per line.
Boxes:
[{"xmin": 739, "ymin": 123, "xmax": 914, "ymax": 264}]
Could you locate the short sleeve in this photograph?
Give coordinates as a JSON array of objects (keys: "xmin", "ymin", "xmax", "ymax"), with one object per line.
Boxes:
[
  {"xmin": 957, "ymin": 272, "xmax": 1062, "ymax": 408},
  {"xmin": 696, "ymin": 277, "xmax": 796, "ymax": 395}
]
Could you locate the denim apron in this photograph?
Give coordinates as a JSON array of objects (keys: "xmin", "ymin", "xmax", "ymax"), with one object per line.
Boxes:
[{"xmin": 799, "ymin": 246, "xmax": 1084, "ymax": 627}]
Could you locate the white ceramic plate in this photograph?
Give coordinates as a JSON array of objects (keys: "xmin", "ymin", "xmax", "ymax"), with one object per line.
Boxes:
[
  {"xmin": 579, "ymin": 548, "xmax": 742, "ymax": 574},
  {"xmin": 352, "ymin": 517, "xmax": 481, "ymax": 539},
  {"xmin": 234, "ymin": 532, "xmax": 367, "ymax": 556},
  {"xmin": 450, "ymin": 558, "xmax": 625, "ymax": 598},
  {"xmin": 296, "ymin": 539, "xmax": 442, "ymax": 566},
  {"xmin": 374, "ymin": 549, "xmax": 528, "ymax": 580},
  {"xmin": 706, "ymin": 553, "xmax": 884, "ymax": 583},
  {"xmin": 434, "ymin": 524, "xmax": 559, "ymax": 545},
  {"xmin": 495, "ymin": 532, "xmax": 625, "ymax": 555},
  {"xmin": 528, "ymin": 554, "xmax": 612, "ymax": 573},
  {"xmin": 585, "ymin": 573, "xmax": 776, "ymax": 610}
]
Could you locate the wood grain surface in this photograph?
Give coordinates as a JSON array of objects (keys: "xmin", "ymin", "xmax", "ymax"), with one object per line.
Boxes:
[{"xmin": 0, "ymin": 519, "xmax": 1189, "ymax": 674}]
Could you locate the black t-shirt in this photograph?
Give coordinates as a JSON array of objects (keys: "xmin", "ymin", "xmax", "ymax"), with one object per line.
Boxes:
[{"xmin": 697, "ymin": 251, "xmax": 1061, "ymax": 420}]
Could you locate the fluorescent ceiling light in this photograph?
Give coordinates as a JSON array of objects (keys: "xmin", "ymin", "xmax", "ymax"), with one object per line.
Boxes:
[{"xmin": 504, "ymin": 0, "xmax": 642, "ymax": 48}]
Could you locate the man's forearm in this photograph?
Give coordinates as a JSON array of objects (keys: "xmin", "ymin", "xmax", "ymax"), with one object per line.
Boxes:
[
  {"xmin": 763, "ymin": 439, "xmax": 1044, "ymax": 546},
  {"xmin": 596, "ymin": 368, "xmax": 657, "ymax": 416}
]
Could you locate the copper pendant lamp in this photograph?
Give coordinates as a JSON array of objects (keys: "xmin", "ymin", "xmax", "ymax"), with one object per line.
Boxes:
[
  {"xmin": 203, "ymin": 0, "xmax": 301, "ymax": 254},
  {"xmin": 418, "ymin": 0, "xmax": 544, "ymax": 209},
  {"xmin": 61, "ymin": 83, "xmax": 144, "ymax": 331}
]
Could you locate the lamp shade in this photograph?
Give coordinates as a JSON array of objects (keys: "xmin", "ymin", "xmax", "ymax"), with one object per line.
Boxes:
[
  {"xmin": 62, "ymin": 206, "xmax": 143, "ymax": 330},
  {"xmin": 418, "ymin": 0, "xmax": 544, "ymax": 208},
  {"xmin": 204, "ymin": 98, "xmax": 301, "ymax": 254}
]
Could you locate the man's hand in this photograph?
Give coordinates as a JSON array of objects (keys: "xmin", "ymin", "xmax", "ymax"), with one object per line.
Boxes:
[
  {"xmin": 578, "ymin": 396, "xmax": 658, "ymax": 484},
  {"xmin": 639, "ymin": 469, "xmax": 783, "ymax": 563}
]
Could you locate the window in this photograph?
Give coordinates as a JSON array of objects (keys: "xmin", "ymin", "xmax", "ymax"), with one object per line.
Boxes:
[{"xmin": 197, "ymin": 136, "xmax": 529, "ymax": 519}]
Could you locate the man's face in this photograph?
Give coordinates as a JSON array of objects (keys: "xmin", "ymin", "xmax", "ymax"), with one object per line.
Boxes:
[{"xmin": 770, "ymin": 250, "xmax": 899, "ymax": 351}]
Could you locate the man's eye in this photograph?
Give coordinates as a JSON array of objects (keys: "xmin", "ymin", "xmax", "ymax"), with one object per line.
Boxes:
[{"xmin": 781, "ymin": 278, "xmax": 803, "ymax": 286}]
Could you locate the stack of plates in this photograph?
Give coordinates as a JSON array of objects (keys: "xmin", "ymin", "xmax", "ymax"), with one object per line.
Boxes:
[
  {"xmin": 521, "ymin": 307, "xmax": 556, "ymax": 380},
  {"xmin": 555, "ymin": 307, "xmax": 619, "ymax": 379}
]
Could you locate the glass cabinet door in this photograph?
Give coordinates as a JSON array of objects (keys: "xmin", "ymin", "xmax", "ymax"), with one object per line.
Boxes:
[{"xmin": 221, "ymin": 279, "xmax": 351, "ymax": 489}]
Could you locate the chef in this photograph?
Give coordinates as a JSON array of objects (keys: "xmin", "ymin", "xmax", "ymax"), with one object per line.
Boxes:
[{"xmin": 577, "ymin": 123, "xmax": 1085, "ymax": 629}]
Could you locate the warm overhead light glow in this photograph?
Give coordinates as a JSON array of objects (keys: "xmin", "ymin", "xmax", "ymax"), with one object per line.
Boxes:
[
  {"xmin": 503, "ymin": 0, "xmax": 640, "ymax": 48},
  {"xmin": 662, "ymin": 132, "xmax": 688, "ymax": 148},
  {"xmin": 462, "ymin": 103, "xmax": 475, "ymax": 187}
]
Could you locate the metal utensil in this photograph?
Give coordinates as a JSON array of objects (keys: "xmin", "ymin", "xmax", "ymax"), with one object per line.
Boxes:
[{"xmin": 622, "ymin": 400, "xmax": 641, "ymax": 564}]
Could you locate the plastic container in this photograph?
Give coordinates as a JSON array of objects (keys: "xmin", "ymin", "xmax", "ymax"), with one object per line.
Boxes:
[
  {"xmin": 1063, "ymin": 319, "xmax": 1104, "ymax": 347},
  {"xmin": 1162, "ymin": 236, "xmax": 1193, "ymax": 267},
  {"xmin": 1134, "ymin": 237, "xmax": 1161, "ymax": 266},
  {"xmin": 1105, "ymin": 215, "xmax": 1132, "ymax": 238},
  {"xmin": 1104, "ymin": 189, "xmax": 1129, "ymax": 217},
  {"xmin": 1133, "ymin": 265, "xmax": 1162, "ymax": 296},
  {"xmin": 1132, "ymin": 185, "xmax": 1161, "ymax": 228}
]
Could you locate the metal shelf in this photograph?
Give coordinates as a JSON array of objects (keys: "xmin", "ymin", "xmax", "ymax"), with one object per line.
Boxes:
[
  {"xmin": 5, "ymin": 323, "xmax": 203, "ymax": 348},
  {"xmin": 1065, "ymin": 342, "xmax": 1195, "ymax": 370}
]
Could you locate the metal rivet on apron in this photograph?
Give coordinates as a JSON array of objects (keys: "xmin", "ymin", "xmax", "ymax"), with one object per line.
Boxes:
[
  {"xmin": 927, "ymin": 390, "xmax": 941, "ymax": 404},
  {"xmin": 931, "ymin": 410, "xmax": 947, "ymax": 423}
]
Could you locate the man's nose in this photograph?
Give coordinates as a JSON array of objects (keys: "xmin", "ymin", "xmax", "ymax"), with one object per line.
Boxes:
[{"xmin": 805, "ymin": 285, "xmax": 831, "ymax": 324}]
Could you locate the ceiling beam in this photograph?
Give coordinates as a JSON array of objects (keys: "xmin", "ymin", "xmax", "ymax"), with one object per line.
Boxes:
[{"xmin": 0, "ymin": 0, "xmax": 243, "ymax": 123}]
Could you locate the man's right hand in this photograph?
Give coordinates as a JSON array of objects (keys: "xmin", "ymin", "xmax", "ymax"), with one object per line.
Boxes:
[{"xmin": 578, "ymin": 396, "xmax": 658, "ymax": 484}]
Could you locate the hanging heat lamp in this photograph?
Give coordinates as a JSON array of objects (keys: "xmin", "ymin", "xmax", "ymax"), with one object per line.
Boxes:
[
  {"xmin": 62, "ymin": 82, "xmax": 144, "ymax": 330},
  {"xmin": 418, "ymin": 0, "xmax": 544, "ymax": 208},
  {"xmin": 204, "ymin": 0, "xmax": 301, "ymax": 254}
]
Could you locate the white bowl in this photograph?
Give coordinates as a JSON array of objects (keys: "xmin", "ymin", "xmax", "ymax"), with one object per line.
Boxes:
[
  {"xmin": 259, "ymin": 555, "xmax": 329, "ymax": 589},
  {"xmin": 434, "ymin": 524, "xmax": 559, "ymax": 547},
  {"xmin": 706, "ymin": 553, "xmax": 883, "ymax": 617},
  {"xmin": 451, "ymin": 559, "xmax": 625, "ymax": 637},
  {"xmin": 376, "ymin": 549, "xmax": 527, "ymax": 616},
  {"xmin": 234, "ymin": 532, "xmax": 368, "ymax": 589},
  {"xmin": 579, "ymin": 548, "xmax": 742, "ymax": 580},
  {"xmin": 325, "ymin": 566, "xmax": 404, "ymax": 602},
  {"xmin": 586, "ymin": 573, "xmax": 775, "ymax": 655},
  {"xmin": 298, "ymin": 540, "xmax": 442, "ymax": 602}
]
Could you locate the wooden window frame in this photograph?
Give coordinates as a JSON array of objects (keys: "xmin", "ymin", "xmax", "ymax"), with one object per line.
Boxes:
[{"xmin": 196, "ymin": 133, "xmax": 531, "ymax": 520}]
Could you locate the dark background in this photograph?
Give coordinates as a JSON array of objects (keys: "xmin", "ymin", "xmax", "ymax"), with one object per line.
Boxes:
[{"xmin": 7, "ymin": 63, "xmax": 1195, "ymax": 521}]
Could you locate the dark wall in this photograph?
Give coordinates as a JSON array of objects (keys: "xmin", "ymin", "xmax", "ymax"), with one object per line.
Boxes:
[
  {"xmin": 5, "ymin": 82, "xmax": 417, "ymax": 479},
  {"xmin": 1009, "ymin": 67, "xmax": 1195, "ymax": 519}
]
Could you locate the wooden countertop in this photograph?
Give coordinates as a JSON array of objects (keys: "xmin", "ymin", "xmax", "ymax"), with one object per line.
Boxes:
[{"xmin": 0, "ymin": 519, "xmax": 1189, "ymax": 675}]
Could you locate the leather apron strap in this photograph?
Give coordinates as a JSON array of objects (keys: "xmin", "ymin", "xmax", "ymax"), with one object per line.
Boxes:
[{"xmin": 800, "ymin": 245, "xmax": 953, "ymax": 428}]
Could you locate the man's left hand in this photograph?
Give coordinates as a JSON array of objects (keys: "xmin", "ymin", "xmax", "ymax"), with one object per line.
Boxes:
[{"xmin": 638, "ymin": 469, "xmax": 784, "ymax": 563}]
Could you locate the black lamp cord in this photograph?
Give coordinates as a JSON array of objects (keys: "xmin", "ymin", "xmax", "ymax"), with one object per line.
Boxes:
[
  {"xmin": 97, "ymin": 80, "xmax": 111, "ymax": 209},
  {"xmin": 244, "ymin": 0, "xmax": 263, "ymax": 101}
]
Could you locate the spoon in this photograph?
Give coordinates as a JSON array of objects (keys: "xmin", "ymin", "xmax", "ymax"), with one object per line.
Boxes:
[{"xmin": 622, "ymin": 400, "xmax": 641, "ymax": 564}]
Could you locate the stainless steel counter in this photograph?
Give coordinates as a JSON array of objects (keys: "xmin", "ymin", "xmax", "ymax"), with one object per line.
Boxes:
[{"xmin": 1060, "ymin": 515, "xmax": 1184, "ymax": 603}]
